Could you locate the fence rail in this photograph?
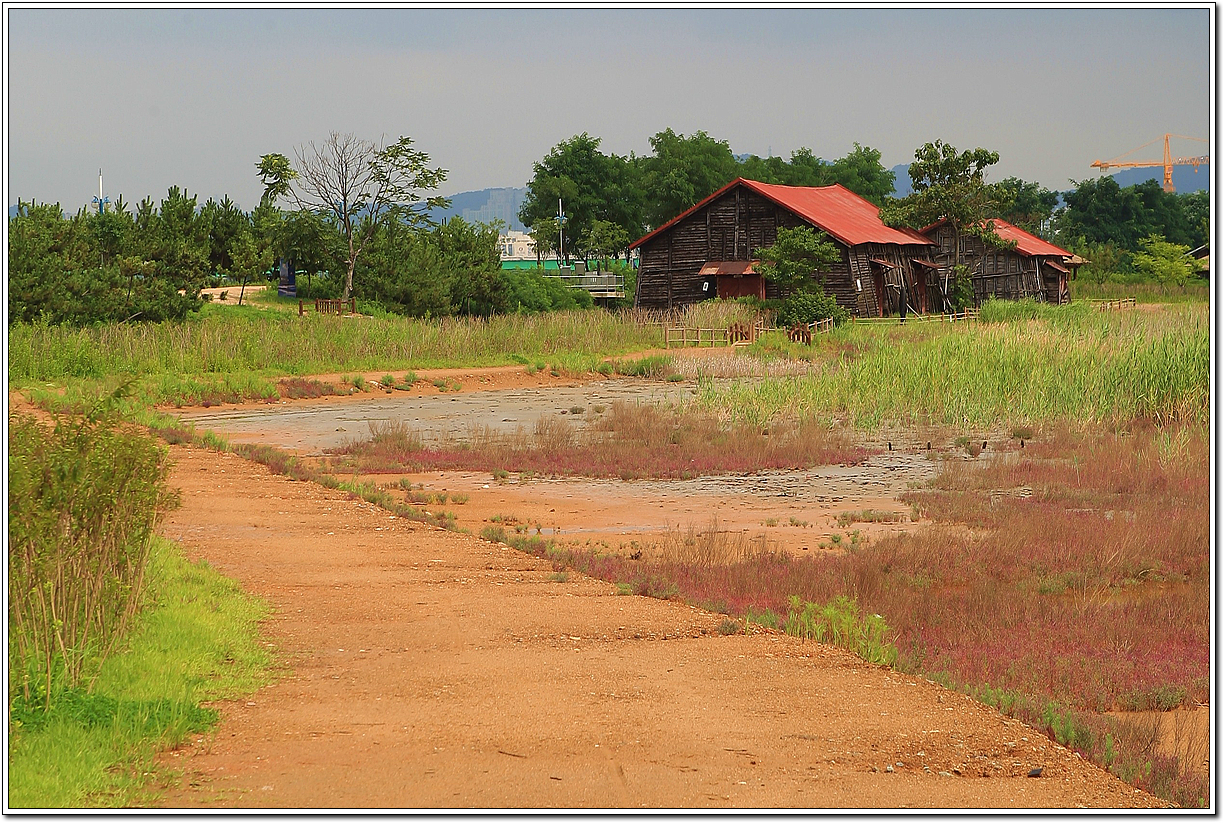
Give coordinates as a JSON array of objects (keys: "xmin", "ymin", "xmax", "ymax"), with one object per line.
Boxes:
[
  {"xmin": 1091, "ymin": 298, "xmax": 1138, "ymax": 312},
  {"xmin": 852, "ymin": 308, "xmax": 979, "ymax": 325},
  {"xmin": 300, "ymin": 297, "xmax": 357, "ymax": 316},
  {"xmin": 664, "ymin": 318, "xmax": 769, "ymax": 348},
  {"xmin": 542, "ymin": 271, "xmax": 625, "ymax": 297}
]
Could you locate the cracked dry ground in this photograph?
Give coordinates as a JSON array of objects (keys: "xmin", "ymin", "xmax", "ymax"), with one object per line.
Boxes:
[{"xmin": 156, "ymin": 445, "xmax": 1162, "ymax": 809}]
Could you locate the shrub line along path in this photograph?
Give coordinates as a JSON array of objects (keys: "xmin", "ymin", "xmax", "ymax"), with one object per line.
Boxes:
[{"xmin": 156, "ymin": 444, "xmax": 1161, "ymax": 809}]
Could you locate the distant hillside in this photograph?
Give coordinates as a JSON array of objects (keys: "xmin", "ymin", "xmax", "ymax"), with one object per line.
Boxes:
[
  {"xmin": 891, "ymin": 165, "xmax": 913, "ymax": 198},
  {"xmin": 891, "ymin": 162, "xmax": 1208, "ymax": 200},
  {"xmin": 1104, "ymin": 163, "xmax": 1209, "ymax": 193},
  {"xmin": 429, "ymin": 187, "xmax": 527, "ymax": 231}
]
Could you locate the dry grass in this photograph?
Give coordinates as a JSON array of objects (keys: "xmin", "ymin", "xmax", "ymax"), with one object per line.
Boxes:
[
  {"xmin": 493, "ymin": 422, "xmax": 1208, "ymax": 806},
  {"xmin": 328, "ymin": 401, "xmax": 871, "ymax": 479},
  {"xmin": 670, "ymin": 353, "xmax": 818, "ymax": 379}
]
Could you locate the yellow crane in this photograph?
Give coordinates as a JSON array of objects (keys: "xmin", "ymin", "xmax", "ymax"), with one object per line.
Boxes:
[{"xmin": 1090, "ymin": 133, "xmax": 1208, "ymax": 193}]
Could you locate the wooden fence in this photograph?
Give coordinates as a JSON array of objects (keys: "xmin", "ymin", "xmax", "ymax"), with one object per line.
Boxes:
[
  {"xmin": 852, "ymin": 308, "xmax": 979, "ymax": 325},
  {"xmin": 664, "ymin": 318, "xmax": 770, "ymax": 349},
  {"xmin": 1091, "ymin": 298, "xmax": 1137, "ymax": 312},
  {"xmin": 300, "ymin": 298, "xmax": 357, "ymax": 316}
]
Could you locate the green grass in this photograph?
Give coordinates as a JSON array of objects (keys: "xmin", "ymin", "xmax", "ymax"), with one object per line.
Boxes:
[
  {"xmin": 1070, "ymin": 280, "xmax": 1209, "ymax": 304},
  {"xmin": 8, "ymin": 537, "xmax": 272, "ymax": 808},
  {"xmin": 697, "ymin": 302, "xmax": 1208, "ymax": 428},
  {"xmin": 9, "ymin": 307, "xmax": 663, "ymax": 385}
]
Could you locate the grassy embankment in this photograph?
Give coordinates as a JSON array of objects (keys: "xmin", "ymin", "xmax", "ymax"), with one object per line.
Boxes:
[
  {"xmin": 8, "ymin": 304, "xmax": 672, "ymax": 409},
  {"xmin": 7, "ymin": 410, "xmax": 272, "ymax": 807}
]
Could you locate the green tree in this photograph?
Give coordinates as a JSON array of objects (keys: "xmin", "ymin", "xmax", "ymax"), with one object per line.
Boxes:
[
  {"xmin": 518, "ymin": 133, "xmax": 641, "ymax": 262},
  {"xmin": 199, "ymin": 196, "xmax": 249, "ymax": 277},
  {"xmin": 1054, "ymin": 176, "xmax": 1153, "ymax": 249},
  {"xmin": 584, "ymin": 220, "xmax": 630, "ymax": 272},
  {"xmin": 755, "ymin": 225, "xmax": 841, "ymax": 302},
  {"xmin": 8, "ymin": 199, "xmax": 202, "ymax": 325},
  {"xmin": 641, "ymin": 128, "xmax": 739, "ymax": 227},
  {"xmin": 1132, "ymin": 235, "xmax": 1194, "ymax": 290},
  {"xmin": 436, "ymin": 218, "xmax": 505, "ymax": 316},
  {"xmin": 528, "ymin": 219, "xmax": 559, "ymax": 267},
  {"xmin": 287, "ymin": 132, "xmax": 449, "ymax": 300},
  {"xmin": 991, "ymin": 177, "xmax": 1058, "ymax": 234},
  {"xmin": 256, "ymin": 153, "xmax": 298, "ymax": 207},
  {"xmin": 881, "ymin": 140, "xmax": 1005, "ymax": 265},
  {"xmin": 826, "ymin": 143, "xmax": 896, "ymax": 205},
  {"xmin": 229, "ymin": 225, "xmax": 274, "ymax": 305}
]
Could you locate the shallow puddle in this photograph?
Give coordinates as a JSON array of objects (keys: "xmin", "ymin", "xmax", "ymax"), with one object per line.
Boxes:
[
  {"xmin": 174, "ymin": 381, "xmax": 943, "ymax": 555},
  {"xmin": 175, "ymin": 379, "xmax": 695, "ymax": 454}
]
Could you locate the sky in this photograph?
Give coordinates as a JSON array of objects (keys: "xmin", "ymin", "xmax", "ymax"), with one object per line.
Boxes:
[{"xmin": 5, "ymin": 6, "xmax": 1212, "ymax": 212}]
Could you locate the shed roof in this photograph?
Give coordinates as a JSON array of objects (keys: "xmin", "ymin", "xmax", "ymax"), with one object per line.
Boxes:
[
  {"xmin": 921, "ymin": 218, "xmax": 1073, "ymax": 258},
  {"xmin": 629, "ymin": 178, "xmax": 935, "ymax": 250}
]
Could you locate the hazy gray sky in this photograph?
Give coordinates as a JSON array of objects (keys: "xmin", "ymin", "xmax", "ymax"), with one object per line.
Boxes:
[{"xmin": 6, "ymin": 7, "xmax": 1212, "ymax": 212}]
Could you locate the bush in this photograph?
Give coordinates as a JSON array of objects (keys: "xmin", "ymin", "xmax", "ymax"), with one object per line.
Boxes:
[
  {"xmin": 775, "ymin": 288, "xmax": 847, "ymax": 328},
  {"xmin": 501, "ymin": 266, "xmax": 594, "ymax": 313},
  {"xmin": 947, "ymin": 264, "xmax": 975, "ymax": 310},
  {"xmin": 8, "ymin": 406, "xmax": 179, "ymax": 708}
]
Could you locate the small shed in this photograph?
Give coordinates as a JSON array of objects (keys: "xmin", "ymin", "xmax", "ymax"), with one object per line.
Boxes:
[
  {"xmin": 630, "ymin": 178, "xmax": 937, "ymax": 316},
  {"xmin": 921, "ymin": 218, "xmax": 1077, "ymax": 305}
]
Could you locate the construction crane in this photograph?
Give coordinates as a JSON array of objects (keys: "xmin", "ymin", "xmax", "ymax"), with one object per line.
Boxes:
[{"xmin": 1090, "ymin": 133, "xmax": 1208, "ymax": 193}]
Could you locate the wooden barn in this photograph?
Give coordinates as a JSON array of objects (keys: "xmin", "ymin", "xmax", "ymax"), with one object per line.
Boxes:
[
  {"xmin": 921, "ymin": 218, "xmax": 1077, "ymax": 306},
  {"xmin": 629, "ymin": 178, "xmax": 937, "ymax": 317}
]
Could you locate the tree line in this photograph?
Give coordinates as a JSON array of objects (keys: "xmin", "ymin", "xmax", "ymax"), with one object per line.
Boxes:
[{"xmin": 9, "ymin": 129, "xmax": 1208, "ymax": 327}]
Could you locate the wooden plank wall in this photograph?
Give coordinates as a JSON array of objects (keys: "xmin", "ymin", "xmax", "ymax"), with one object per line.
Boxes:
[
  {"xmin": 924, "ymin": 223, "xmax": 1054, "ymax": 306},
  {"xmin": 639, "ymin": 184, "xmax": 878, "ymax": 313},
  {"xmin": 637, "ymin": 183, "xmax": 938, "ymax": 316}
]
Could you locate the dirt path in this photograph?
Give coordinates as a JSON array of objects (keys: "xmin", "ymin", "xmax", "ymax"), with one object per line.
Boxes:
[{"xmin": 156, "ymin": 445, "xmax": 1161, "ymax": 809}]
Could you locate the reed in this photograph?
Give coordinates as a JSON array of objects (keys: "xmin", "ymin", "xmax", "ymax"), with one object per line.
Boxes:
[{"xmin": 698, "ymin": 303, "xmax": 1208, "ymax": 428}]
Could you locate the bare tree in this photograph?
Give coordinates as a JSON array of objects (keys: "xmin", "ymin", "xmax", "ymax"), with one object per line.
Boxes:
[{"xmin": 290, "ymin": 132, "xmax": 449, "ymax": 299}]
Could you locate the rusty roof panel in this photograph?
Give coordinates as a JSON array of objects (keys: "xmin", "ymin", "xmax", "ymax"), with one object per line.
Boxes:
[{"xmin": 699, "ymin": 260, "xmax": 757, "ymax": 276}]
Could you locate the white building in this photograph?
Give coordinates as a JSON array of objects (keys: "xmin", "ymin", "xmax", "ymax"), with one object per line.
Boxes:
[{"xmin": 499, "ymin": 230, "xmax": 537, "ymax": 261}]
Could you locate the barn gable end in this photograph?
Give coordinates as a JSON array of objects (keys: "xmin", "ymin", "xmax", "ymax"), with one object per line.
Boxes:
[{"xmin": 631, "ymin": 178, "xmax": 935, "ymax": 316}]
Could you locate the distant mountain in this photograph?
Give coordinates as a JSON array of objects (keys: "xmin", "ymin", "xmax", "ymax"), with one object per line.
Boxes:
[
  {"xmin": 1104, "ymin": 163, "xmax": 1209, "ymax": 193},
  {"xmin": 429, "ymin": 187, "xmax": 527, "ymax": 231},
  {"xmin": 889, "ymin": 162, "xmax": 1208, "ymax": 201},
  {"xmin": 891, "ymin": 164, "xmax": 913, "ymax": 198}
]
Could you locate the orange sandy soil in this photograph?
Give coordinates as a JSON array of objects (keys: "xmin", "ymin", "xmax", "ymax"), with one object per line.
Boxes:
[
  {"xmin": 360, "ymin": 469, "xmax": 920, "ymax": 559},
  {"xmin": 155, "ymin": 445, "xmax": 1164, "ymax": 809}
]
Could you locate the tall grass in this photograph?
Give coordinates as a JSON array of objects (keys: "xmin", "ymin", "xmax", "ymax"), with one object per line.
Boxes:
[
  {"xmin": 8, "ymin": 307, "xmax": 663, "ymax": 384},
  {"xmin": 1071, "ymin": 280, "xmax": 1210, "ymax": 304},
  {"xmin": 698, "ymin": 303, "xmax": 1208, "ymax": 428},
  {"xmin": 7, "ymin": 538, "xmax": 272, "ymax": 808},
  {"xmin": 8, "ymin": 408, "xmax": 179, "ymax": 708}
]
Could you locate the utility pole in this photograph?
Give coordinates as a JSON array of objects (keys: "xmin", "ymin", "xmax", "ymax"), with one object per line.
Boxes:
[
  {"xmin": 557, "ymin": 198, "xmax": 566, "ymax": 267},
  {"xmin": 92, "ymin": 170, "xmax": 109, "ymax": 214}
]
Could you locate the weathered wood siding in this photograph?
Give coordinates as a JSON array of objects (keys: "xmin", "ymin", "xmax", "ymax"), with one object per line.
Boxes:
[
  {"xmin": 924, "ymin": 223, "xmax": 1051, "ymax": 306},
  {"xmin": 636, "ymin": 183, "xmax": 931, "ymax": 316}
]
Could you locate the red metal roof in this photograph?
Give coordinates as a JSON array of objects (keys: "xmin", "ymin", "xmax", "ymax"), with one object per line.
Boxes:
[
  {"xmin": 921, "ymin": 218, "xmax": 1073, "ymax": 258},
  {"xmin": 629, "ymin": 178, "xmax": 935, "ymax": 250},
  {"xmin": 699, "ymin": 260, "xmax": 757, "ymax": 276}
]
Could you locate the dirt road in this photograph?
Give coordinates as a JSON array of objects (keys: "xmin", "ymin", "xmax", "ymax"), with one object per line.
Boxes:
[{"xmin": 154, "ymin": 444, "xmax": 1162, "ymax": 809}]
